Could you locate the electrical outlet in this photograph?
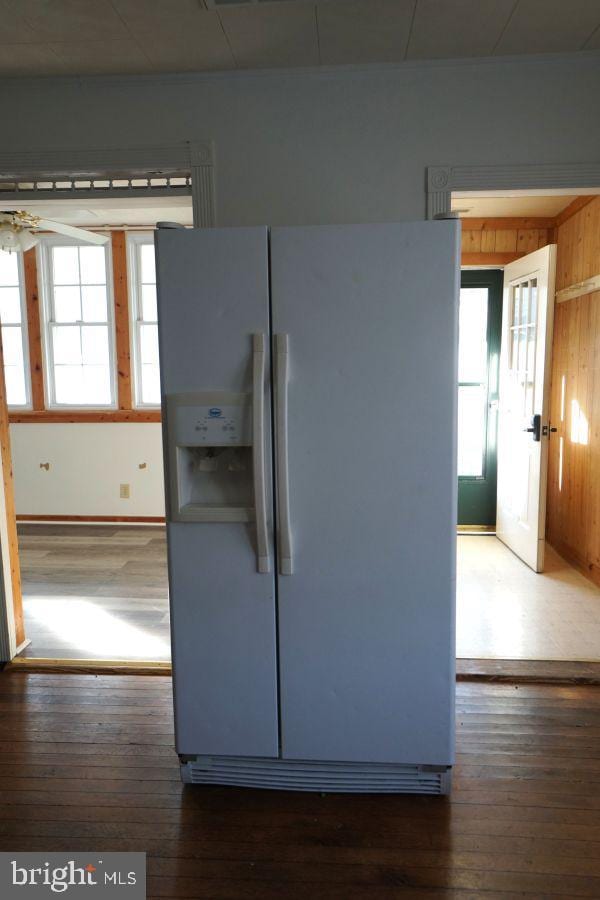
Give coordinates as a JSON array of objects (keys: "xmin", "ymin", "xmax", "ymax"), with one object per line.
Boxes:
[{"xmin": 120, "ymin": 483, "xmax": 130, "ymax": 499}]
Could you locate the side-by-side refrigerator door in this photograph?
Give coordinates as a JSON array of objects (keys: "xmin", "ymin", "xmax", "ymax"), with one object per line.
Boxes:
[
  {"xmin": 155, "ymin": 227, "xmax": 279, "ymax": 758},
  {"xmin": 270, "ymin": 222, "xmax": 459, "ymax": 766}
]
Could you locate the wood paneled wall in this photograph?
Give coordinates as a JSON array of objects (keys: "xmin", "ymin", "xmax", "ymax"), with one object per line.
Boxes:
[
  {"xmin": 461, "ymin": 218, "xmax": 553, "ymax": 266},
  {"xmin": 547, "ymin": 196, "xmax": 600, "ymax": 585}
]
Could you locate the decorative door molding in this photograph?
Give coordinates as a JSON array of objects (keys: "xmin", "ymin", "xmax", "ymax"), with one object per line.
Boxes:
[{"xmin": 426, "ymin": 162, "xmax": 600, "ymax": 220}]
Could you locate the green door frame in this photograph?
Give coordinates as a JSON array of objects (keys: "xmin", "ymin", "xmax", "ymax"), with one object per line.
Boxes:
[{"xmin": 458, "ymin": 269, "xmax": 503, "ymax": 527}]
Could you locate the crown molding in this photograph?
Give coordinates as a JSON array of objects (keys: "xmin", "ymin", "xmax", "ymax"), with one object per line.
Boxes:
[{"xmin": 1, "ymin": 49, "xmax": 599, "ymax": 93}]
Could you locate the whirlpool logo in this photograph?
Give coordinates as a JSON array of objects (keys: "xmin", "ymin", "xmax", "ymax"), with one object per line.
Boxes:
[
  {"xmin": 1, "ymin": 853, "xmax": 146, "ymax": 898},
  {"xmin": 208, "ymin": 407, "xmax": 223, "ymax": 418}
]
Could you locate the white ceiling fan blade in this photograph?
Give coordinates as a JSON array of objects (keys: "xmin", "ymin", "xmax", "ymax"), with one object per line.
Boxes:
[
  {"xmin": 19, "ymin": 232, "xmax": 40, "ymax": 252},
  {"xmin": 36, "ymin": 218, "xmax": 109, "ymax": 245}
]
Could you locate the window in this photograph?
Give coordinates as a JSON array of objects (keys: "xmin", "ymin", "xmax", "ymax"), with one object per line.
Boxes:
[
  {"xmin": 128, "ymin": 234, "xmax": 160, "ymax": 407},
  {"xmin": 0, "ymin": 249, "xmax": 30, "ymax": 407},
  {"xmin": 38, "ymin": 238, "xmax": 115, "ymax": 407}
]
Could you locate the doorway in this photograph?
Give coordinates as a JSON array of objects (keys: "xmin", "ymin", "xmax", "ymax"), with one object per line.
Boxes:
[
  {"xmin": 0, "ymin": 194, "xmax": 190, "ymax": 666},
  {"xmin": 457, "ymin": 270, "xmax": 502, "ymax": 528},
  {"xmin": 453, "ymin": 190, "xmax": 600, "ymax": 665}
]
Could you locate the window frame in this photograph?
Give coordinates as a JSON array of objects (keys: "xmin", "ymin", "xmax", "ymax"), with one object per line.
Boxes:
[
  {"xmin": 37, "ymin": 233, "xmax": 117, "ymax": 410},
  {"xmin": 0, "ymin": 250, "xmax": 32, "ymax": 410},
  {"xmin": 127, "ymin": 231, "xmax": 160, "ymax": 409}
]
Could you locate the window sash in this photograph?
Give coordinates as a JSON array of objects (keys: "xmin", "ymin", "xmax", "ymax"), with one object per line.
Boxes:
[
  {"xmin": 38, "ymin": 236, "xmax": 117, "ymax": 409},
  {"xmin": 128, "ymin": 233, "xmax": 160, "ymax": 408},
  {"xmin": 0, "ymin": 252, "xmax": 31, "ymax": 409}
]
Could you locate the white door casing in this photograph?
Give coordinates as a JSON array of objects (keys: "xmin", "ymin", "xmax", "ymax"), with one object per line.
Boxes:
[{"xmin": 496, "ymin": 245, "xmax": 557, "ymax": 572}]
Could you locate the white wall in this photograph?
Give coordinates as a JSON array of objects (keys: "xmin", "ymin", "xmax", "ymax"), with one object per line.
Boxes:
[
  {"xmin": 3, "ymin": 54, "xmax": 599, "ymax": 225},
  {"xmin": 4, "ymin": 53, "xmax": 600, "ymax": 519},
  {"xmin": 11, "ymin": 424, "xmax": 165, "ymax": 518}
]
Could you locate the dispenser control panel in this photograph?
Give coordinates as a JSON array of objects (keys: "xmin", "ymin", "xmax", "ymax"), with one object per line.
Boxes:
[{"xmin": 170, "ymin": 393, "xmax": 252, "ymax": 447}]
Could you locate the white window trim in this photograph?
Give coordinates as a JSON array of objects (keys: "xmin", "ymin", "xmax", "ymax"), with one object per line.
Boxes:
[
  {"xmin": 1, "ymin": 252, "xmax": 32, "ymax": 410},
  {"xmin": 127, "ymin": 232, "xmax": 160, "ymax": 409},
  {"xmin": 37, "ymin": 233, "xmax": 117, "ymax": 410}
]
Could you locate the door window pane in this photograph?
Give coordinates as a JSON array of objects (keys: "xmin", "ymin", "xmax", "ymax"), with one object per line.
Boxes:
[
  {"xmin": 458, "ymin": 286, "xmax": 489, "ymax": 478},
  {"xmin": 458, "ymin": 385, "xmax": 486, "ymax": 477},
  {"xmin": 458, "ymin": 288, "xmax": 488, "ymax": 382}
]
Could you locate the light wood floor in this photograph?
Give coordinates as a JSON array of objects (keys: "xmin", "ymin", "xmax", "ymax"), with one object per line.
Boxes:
[
  {"xmin": 457, "ymin": 536, "xmax": 600, "ymax": 662},
  {"xmin": 0, "ymin": 671, "xmax": 599, "ymax": 898},
  {"xmin": 18, "ymin": 524, "xmax": 170, "ymax": 661},
  {"xmin": 17, "ymin": 526, "xmax": 600, "ymax": 664}
]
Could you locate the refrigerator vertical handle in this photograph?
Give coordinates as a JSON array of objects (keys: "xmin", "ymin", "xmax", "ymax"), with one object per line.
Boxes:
[
  {"xmin": 275, "ymin": 333, "xmax": 293, "ymax": 575},
  {"xmin": 253, "ymin": 333, "xmax": 270, "ymax": 574}
]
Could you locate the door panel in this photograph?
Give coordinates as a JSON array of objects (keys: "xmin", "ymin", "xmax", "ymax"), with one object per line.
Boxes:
[
  {"xmin": 457, "ymin": 270, "xmax": 503, "ymax": 526},
  {"xmin": 155, "ymin": 227, "xmax": 279, "ymax": 758},
  {"xmin": 496, "ymin": 245, "xmax": 557, "ymax": 572},
  {"xmin": 271, "ymin": 222, "xmax": 459, "ymax": 765}
]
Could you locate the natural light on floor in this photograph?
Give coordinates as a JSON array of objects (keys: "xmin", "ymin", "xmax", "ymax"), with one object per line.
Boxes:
[{"xmin": 23, "ymin": 596, "xmax": 171, "ymax": 659}]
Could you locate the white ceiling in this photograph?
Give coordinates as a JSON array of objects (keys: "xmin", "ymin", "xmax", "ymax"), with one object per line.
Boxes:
[
  {"xmin": 2, "ymin": 192, "xmax": 595, "ymax": 226},
  {"xmin": 450, "ymin": 194, "xmax": 580, "ymax": 218},
  {"xmin": 0, "ymin": 196, "xmax": 193, "ymax": 227},
  {"xmin": 0, "ymin": 0, "xmax": 598, "ymax": 76}
]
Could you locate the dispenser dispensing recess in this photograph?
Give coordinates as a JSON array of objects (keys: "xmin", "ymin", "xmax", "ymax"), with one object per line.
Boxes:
[{"xmin": 167, "ymin": 392, "xmax": 254, "ymax": 523}]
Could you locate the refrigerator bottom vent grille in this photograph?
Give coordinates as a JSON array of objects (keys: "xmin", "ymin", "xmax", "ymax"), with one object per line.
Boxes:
[{"xmin": 181, "ymin": 757, "xmax": 450, "ymax": 794}]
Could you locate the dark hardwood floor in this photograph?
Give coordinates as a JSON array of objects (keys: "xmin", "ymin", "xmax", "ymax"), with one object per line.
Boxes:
[
  {"xmin": 0, "ymin": 672, "xmax": 599, "ymax": 898},
  {"xmin": 17, "ymin": 524, "xmax": 170, "ymax": 661}
]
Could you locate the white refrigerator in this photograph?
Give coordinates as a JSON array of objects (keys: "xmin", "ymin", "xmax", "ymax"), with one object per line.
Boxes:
[{"xmin": 155, "ymin": 221, "xmax": 459, "ymax": 794}]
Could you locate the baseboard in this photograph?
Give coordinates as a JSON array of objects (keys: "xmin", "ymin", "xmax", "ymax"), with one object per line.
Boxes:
[
  {"xmin": 7, "ymin": 657, "xmax": 171, "ymax": 675},
  {"xmin": 16, "ymin": 515, "xmax": 165, "ymax": 524}
]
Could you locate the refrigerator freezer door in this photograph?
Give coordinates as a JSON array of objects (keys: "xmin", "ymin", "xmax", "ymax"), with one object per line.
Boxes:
[
  {"xmin": 155, "ymin": 227, "xmax": 279, "ymax": 758},
  {"xmin": 271, "ymin": 222, "xmax": 459, "ymax": 766}
]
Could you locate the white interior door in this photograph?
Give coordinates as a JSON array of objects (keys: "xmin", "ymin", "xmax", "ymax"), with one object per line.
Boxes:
[{"xmin": 496, "ymin": 245, "xmax": 557, "ymax": 572}]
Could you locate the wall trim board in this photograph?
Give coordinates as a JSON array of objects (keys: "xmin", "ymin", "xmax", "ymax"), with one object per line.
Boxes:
[
  {"xmin": 9, "ymin": 410, "xmax": 161, "ymax": 423},
  {"xmin": 0, "ymin": 142, "xmax": 210, "ymax": 180},
  {"xmin": 7, "ymin": 657, "xmax": 171, "ymax": 675},
  {"xmin": 461, "ymin": 252, "xmax": 524, "ymax": 266},
  {"xmin": 16, "ymin": 515, "xmax": 165, "ymax": 523},
  {"xmin": 554, "ymin": 195, "xmax": 597, "ymax": 227},
  {"xmin": 426, "ymin": 162, "xmax": 600, "ymax": 220},
  {"xmin": 556, "ymin": 274, "xmax": 600, "ymax": 304}
]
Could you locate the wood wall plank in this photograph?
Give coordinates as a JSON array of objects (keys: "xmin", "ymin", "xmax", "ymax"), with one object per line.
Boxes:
[
  {"xmin": 111, "ymin": 232, "xmax": 132, "ymax": 411},
  {"xmin": 9, "ymin": 410, "xmax": 160, "ymax": 424},
  {"xmin": 22, "ymin": 249, "xmax": 44, "ymax": 410},
  {"xmin": 460, "ymin": 218, "xmax": 553, "ymax": 267},
  {"xmin": 547, "ymin": 196, "xmax": 600, "ymax": 586}
]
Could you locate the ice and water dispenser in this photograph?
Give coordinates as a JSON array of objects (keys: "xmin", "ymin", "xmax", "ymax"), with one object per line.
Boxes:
[
  {"xmin": 165, "ymin": 334, "xmax": 271, "ymax": 573},
  {"xmin": 167, "ymin": 392, "xmax": 254, "ymax": 522}
]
